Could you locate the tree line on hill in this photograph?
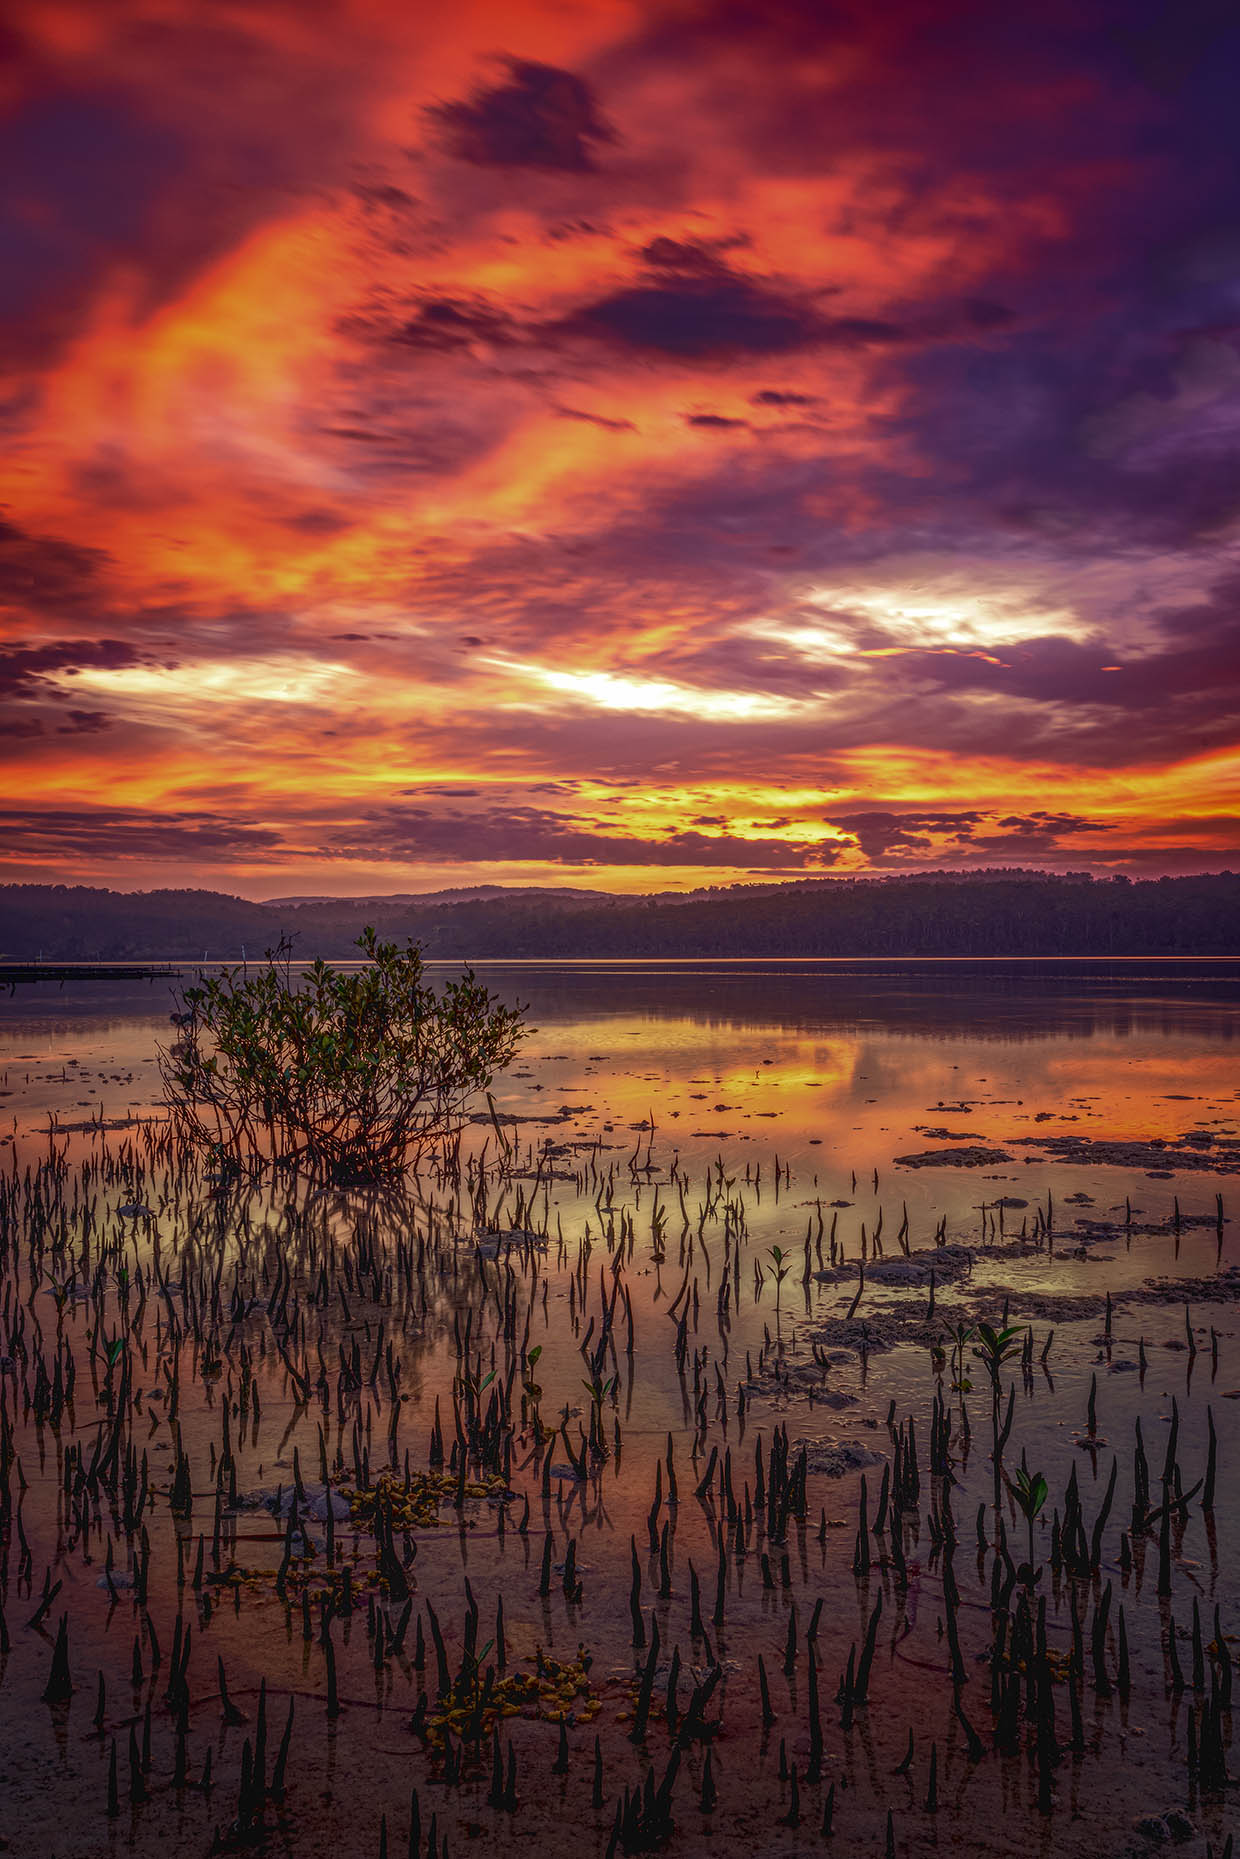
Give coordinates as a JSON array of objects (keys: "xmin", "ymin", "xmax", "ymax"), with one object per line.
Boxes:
[{"xmin": 0, "ymin": 870, "xmax": 1236, "ymax": 961}]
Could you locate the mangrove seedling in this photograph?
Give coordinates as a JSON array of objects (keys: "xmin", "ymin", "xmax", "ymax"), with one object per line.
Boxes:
[
  {"xmin": 768, "ymin": 1246, "xmax": 791, "ymax": 1318},
  {"xmin": 1006, "ymin": 1464, "xmax": 1049, "ymax": 1584},
  {"xmin": 973, "ymin": 1323, "xmax": 1022, "ymax": 1508}
]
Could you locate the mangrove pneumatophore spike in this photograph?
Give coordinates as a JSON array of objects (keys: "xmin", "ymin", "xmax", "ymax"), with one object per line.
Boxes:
[
  {"xmin": 838, "ymin": 1645, "xmax": 856, "ymax": 1730},
  {"xmin": 853, "ymin": 1589, "xmax": 883, "ymax": 1703},
  {"xmin": 807, "ymin": 1645, "xmax": 823, "ymax": 1780},
  {"xmin": 783, "ymin": 1602, "xmax": 798, "ymax": 1676},
  {"xmin": 758, "ymin": 1653, "xmax": 775, "ymax": 1727},
  {"xmin": 779, "ymin": 1762, "xmax": 800, "ymax": 1827},
  {"xmin": 629, "ymin": 1535, "xmax": 645, "ymax": 1645},
  {"xmin": 128, "ymin": 1725, "xmax": 147, "ymax": 1804},
  {"xmin": 1205, "ymin": 1406, "xmax": 1218, "ymax": 1513},
  {"xmin": 218, "ymin": 1654, "xmax": 246, "ymax": 1726},
  {"xmin": 853, "ymin": 1476, "xmax": 871, "ymax": 1577},
  {"xmin": 42, "ymin": 1612, "xmax": 73, "ymax": 1705},
  {"xmin": 954, "ymin": 1691, "xmax": 986, "ymax": 1763},
  {"xmin": 689, "ymin": 1561, "xmax": 704, "ymax": 1638},
  {"xmin": 631, "ymin": 1615, "xmax": 660, "ymax": 1742},
  {"xmin": 272, "ymin": 1697, "xmax": 295, "ymax": 1799},
  {"xmin": 325, "ymin": 1632, "xmax": 341, "ymax": 1719}
]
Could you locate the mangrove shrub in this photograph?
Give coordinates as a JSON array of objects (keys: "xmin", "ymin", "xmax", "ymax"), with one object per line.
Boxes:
[{"xmin": 159, "ymin": 928, "xmax": 525, "ymax": 1178}]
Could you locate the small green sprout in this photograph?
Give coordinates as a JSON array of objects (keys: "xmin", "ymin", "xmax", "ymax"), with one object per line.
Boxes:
[{"xmin": 1006, "ymin": 1464, "xmax": 1049, "ymax": 1582}]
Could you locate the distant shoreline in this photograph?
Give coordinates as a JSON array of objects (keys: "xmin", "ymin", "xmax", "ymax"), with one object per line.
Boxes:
[
  {"xmin": 0, "ymin": 963, "xmax": 182, "ymax": 983},
  {"xmin": 3, "ymin": 953, "xmax": 1240, "ymax": 971},
  {"xmin": 3, "ymin": 871, "xmax": 1237, "ymax": 962}
]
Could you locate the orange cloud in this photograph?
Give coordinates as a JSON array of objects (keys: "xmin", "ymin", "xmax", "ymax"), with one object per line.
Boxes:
[{"xmin": 1, "ymin": 0, "xmax": 1237, "ymax": 891}]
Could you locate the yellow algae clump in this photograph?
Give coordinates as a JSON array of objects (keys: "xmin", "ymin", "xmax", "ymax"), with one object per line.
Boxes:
[
  {"xmin": 346, "ymin": 1467, "xmax": 511, "ymax": 1531},
  {"xmin": 425, "ymin": 1646, "xmax": 595, "ymax": 1749}
]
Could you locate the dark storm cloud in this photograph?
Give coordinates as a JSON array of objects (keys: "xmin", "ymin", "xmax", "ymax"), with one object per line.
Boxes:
[
  {"xmin": 0, "ymin": 808, "xmax": 286, "ymax": 859},
  {"xmin": 389, "ymin": 297, "xmax": 517, "ymax": 352},
  {"xmin": 640, "ymin": 236, "xmax": 735, "ymax": 273},
  {"xmin": 751, "ymin": 389, "xmax": 816, "ymax": 407},
  {"xmin": 0, "ymin": 638, "xmax": 144, "ymax": 699},
  {"xmin": 562, "ymin": 263, "xmax": 901, "ymax": 361},
  {"xmin": 281, "ymin": 508, "xmax": 355, "ymax": 536},
  {"xmin": 56, "ymin": 709, "xmax": 113, "ymax": 735},
  {"xmin": 968, "ymin": 812, "xmax": 1115, "ymax": 856},
  {"xmin": 0, "ymin": 520, "xmax": 111, "ymax": 613},
  {"xmin": 428, "ymin": 60, "xmax": 616, "ymax": 172},
  {"xmin": 553, "ymin": 405, "xmax": 636, "ymax": 431},
  {"xmin": 820, "ymin": 807, "xmax": 1117, "ymax": 865},
  {"xmin": 338, "ymin": 804, "xmax": 849, "ymax": 870},
  {"xmin": 825, "ymin": 812, "xmax": 986, "ymax": 858}
]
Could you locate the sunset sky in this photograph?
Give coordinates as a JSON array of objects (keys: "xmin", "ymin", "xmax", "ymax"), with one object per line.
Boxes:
[{"xmin": 3, "ymin": 0, "xmax": 1239, "ymax": 896}]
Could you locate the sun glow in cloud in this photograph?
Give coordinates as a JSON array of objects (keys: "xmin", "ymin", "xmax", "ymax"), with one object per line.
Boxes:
[
  {"xmin": 58, "ymin": 657, "xmax": 356, "ymax": 709},
  {"xmin": 486, "ymin": 659, "xmax": 810, "ymax": 721},
  {"xmin": 2, "ymin": 0, "xmax": 1239, "ymax": 891},
  {"xmin": 769, "ymin": 578, "xmax": 1094, "ymax": 657}
]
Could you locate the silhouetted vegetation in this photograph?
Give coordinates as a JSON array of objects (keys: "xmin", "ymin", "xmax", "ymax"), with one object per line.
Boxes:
[{"xmin": 0, "ymin": 869, "xmax": 1237, "ymax": 961}]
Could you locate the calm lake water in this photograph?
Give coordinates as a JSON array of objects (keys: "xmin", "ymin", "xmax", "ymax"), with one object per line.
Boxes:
[
  {"xmin": 5, "ymin": 955, "xmax": 1237, "ymax": 1230},
  {"xmin": 3, "ymin": 958, "xmax": 1239, "ymax": 1859}
]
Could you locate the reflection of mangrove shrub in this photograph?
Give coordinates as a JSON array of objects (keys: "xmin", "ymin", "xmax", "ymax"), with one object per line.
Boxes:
[{"xmin": 159, "ymin": 929, "xmax": 524, "ymax": 1178}]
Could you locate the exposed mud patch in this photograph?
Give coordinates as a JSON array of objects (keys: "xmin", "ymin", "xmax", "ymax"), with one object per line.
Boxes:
[
  {"xmin": 1011, "ymin": 1134, "xmax": 1240, "ymax": 1172},
  {"xmin": 894, "ymin": 1146, "xmax": 1013, "ymax": 1167}
]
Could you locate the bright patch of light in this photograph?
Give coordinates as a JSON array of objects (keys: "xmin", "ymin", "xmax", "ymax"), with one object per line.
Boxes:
[
  {"xmin": 59, "ymin": 656, "xmax": 354, "ymax": 706},
  {"xmin": 486, "ymin": 658, "xmax": 806, "ymax": 721},
  {"xmin": 767, "ymin": 582, "xmax": 1083, "ymax": 655}
]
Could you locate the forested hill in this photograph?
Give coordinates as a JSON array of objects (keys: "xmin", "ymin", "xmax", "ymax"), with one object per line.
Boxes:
[{"xmin": 1, "ymin": 871, "xmax": 1237, "ymax": 961}]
